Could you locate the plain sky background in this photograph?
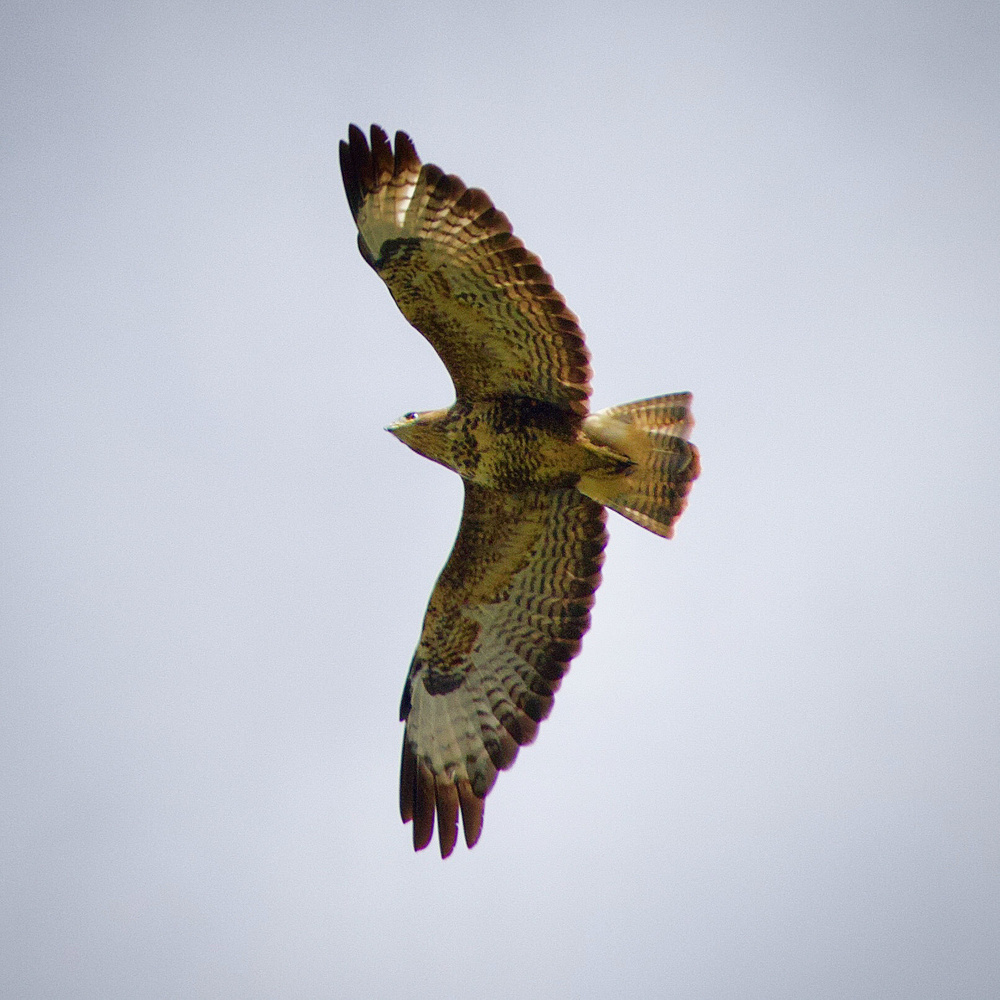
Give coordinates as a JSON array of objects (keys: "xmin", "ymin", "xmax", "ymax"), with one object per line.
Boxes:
[{"xmin": 3, "ymin": 2, "xmax": 998, "ymax": 997}]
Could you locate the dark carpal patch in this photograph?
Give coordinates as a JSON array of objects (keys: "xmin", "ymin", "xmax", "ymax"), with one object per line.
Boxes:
[
  {"xmin": 375, "ymin": 236, "xmax": 424, "ymax": 270},
  {"xmin": 422, "ymin": 667, "xmax": 467, "ymax": 696}
]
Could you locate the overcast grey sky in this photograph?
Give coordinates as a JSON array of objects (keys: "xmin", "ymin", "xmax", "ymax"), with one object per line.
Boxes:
[{"xmin": 3, "ymin": 2, "xmax": 998, "ymax": 997}]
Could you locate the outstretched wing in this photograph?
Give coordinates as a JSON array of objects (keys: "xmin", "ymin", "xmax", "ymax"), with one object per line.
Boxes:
[
  {"xmin": 339, "ymin": 124, "xmax": 593, "ymax": 414},
  {"xmin": 399, "ymin": 483, "xmax": 608, "ymax": 857}
]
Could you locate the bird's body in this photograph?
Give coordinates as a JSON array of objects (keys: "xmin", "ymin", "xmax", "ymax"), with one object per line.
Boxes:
[
  {"xmin": 340, "ymin": 125, "xmax": 699, "ymax": 857},
  {"xmin": 388, "ymin": 397, "xmax": 626, "ymax": 490}
]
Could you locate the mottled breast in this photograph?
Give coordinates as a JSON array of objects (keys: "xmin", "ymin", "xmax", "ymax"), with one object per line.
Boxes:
[{"xmin": 442, "ymin": 397, "xmax": 595, "ymax": 490}]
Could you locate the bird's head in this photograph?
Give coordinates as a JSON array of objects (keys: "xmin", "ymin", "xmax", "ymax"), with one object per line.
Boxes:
[{"xmin": 385, "ymin": 407, "xmax": 453, "ymax": 468}]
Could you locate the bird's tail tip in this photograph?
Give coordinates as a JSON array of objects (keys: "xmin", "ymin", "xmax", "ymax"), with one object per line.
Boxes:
[{"xmin": 578, "ymin": 393, "xmax": 699, "ymax": 538}]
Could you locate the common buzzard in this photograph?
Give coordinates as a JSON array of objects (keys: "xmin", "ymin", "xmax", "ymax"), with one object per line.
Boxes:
[{"xmin": 340, "ymin": 125, "xmax": 699, "ymax": 857}]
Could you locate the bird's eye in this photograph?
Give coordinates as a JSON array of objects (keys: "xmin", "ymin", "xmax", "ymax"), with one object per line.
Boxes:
[{"xmin": 403, "ymin": 412, "xmax": 417, "ymax": 421}]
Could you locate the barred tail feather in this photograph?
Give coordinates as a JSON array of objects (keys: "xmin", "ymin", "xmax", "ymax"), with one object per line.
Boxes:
[{"xmin": 578, "ymin": 393, "xmax": 700, "ymax": 538}]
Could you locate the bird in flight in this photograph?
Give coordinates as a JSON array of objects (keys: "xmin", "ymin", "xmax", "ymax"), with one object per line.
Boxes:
[{"xmin": 340, "ymin": 125, "xmax": 699, "ymax": 857}]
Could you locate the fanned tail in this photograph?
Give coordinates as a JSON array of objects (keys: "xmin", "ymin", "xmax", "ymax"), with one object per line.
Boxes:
[{"xmin": 577, "ymin": 392, "xmax": 699, "ymax": 538}]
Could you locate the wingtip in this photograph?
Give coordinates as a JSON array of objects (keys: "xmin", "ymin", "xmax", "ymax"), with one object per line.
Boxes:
[
  {"xmin": 457, "ymin": 779, "xmax": 484, "ymax": 849},
  {"xmin": 394, "ymin": 130, "xmax": 420, "ymax": 172},
  {"xmin": 341, "ymin": 124, "xmax": 422, "ymax": 225},
  {"xmin": 340, "ymin": 125, "xmax": 367, "ymax": 220},
  {"xmin": 369, "ymin": 125, "xmax": 393, "ymax": 185},
  {"xmin": 435, "ymin": 781, "xmax": 460, "ymax": 858},
  {"xmin": 399, "ymin": 740, "xmax": 416, "ymax": 824},
  {"xmin": 412, "ymin": 760, "xmax": 436, "ymax": 852},
  {"xmin": 400, "ymin": 740, "xmax": 488, "ymax": 858}
]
